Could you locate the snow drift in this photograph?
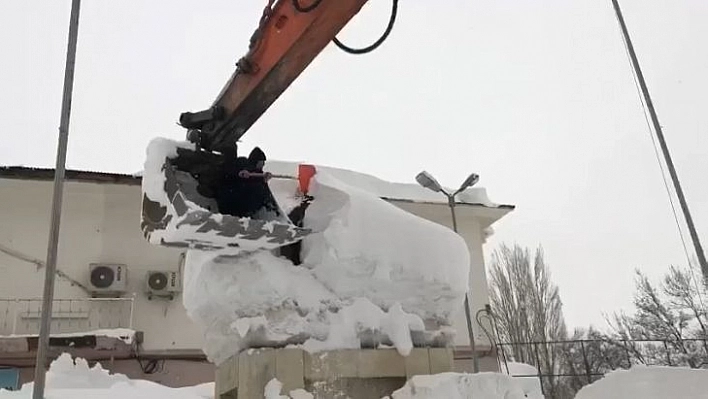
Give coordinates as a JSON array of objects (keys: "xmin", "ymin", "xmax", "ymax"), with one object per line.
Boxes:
[
  {"xmin": 0, "ymin": 353, "xmax": 213, "ymax": 399},
  {"xmin": 574, "ymin": 365, "xmax": 708, "ymax": 399},
  {"xmin": 141, "ymin": 138, "xmax": 471, "ymax": 365}
]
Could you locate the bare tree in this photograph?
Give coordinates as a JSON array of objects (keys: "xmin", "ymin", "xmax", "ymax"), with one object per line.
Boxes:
[
  {"xmin": 605, "ymin": 267, "xmax": 708, "ymax": 368},
  {"xmin": 488, "ymin": 243, "xmax": 569, "ymax": 398}
]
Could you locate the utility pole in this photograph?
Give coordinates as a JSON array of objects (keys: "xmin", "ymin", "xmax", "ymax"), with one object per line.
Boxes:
[
  {"xmin": 611, "ymin": 0, "xmax": 708, "ymax": 281},
  {"xmin": 33, "ymin": 0, "xmax": 82, "ymax": 397}
]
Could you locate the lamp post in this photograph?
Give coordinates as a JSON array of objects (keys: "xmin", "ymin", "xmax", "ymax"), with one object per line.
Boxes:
[{"xmin": 415, "ymin": 171, "xmax": 481, "ymax": 373}]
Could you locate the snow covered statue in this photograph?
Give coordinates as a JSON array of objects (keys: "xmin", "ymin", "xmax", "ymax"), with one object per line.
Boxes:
[{"xmin": 141, "ymin": 137, "xmax": 471, "ymax": 365}]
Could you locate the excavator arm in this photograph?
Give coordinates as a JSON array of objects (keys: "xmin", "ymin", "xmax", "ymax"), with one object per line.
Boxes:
[
  {"xmin": 179, "ymin": 0, "xmax": 370, "ymax": 152},
  {"xmin": 140, "ymin": 0, "xmax": 402, "ymax": 252}
]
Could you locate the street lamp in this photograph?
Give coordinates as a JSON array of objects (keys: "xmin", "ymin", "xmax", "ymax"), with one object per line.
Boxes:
[
  {"xmin": 416, "ymin": 171, "xmax": 479, "ymax": 232},
  {"xmin": 416, "ymin": 170, "xmax": 481, "ymax": 373}
]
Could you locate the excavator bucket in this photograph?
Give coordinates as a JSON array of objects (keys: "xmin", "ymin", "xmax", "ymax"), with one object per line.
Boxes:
[{"xmin": 140, "ymin": 138, "xmax": 311, "ymax": 252}]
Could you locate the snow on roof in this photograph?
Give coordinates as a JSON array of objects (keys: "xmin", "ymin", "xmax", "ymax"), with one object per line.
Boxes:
[
  {"xmin": 264, "ymin": 161, "xmax": 509, "ymax": 208},
  {"xmin": 1, "ymin": 162, "xmax": 514, "ymax": 209},
  {"xmin": 0, "ymin": 166, "xmax": 141, "ymax": 185}
]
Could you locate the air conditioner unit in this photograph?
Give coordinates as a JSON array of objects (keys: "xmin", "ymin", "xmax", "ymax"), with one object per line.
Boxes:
[
  {"xmin": 88, "ymin": 263, "xmax": 127, "ymax": 296},
  {"xmin": 145, "ymin": 270, "xmax": 181, "ymax": 300}
]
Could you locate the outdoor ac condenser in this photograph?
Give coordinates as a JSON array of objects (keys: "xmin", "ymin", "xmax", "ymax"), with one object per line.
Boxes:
[
  {"xmin": 145, "ymin": 270, "xmax": 181, "ymax": 300},
  {"xmin": 88, "ymin": 263, "xmax": 128, "ymax": 296}
]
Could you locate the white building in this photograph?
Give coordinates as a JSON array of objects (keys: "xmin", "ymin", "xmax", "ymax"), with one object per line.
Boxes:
[{"xmin": 0, "ymin": 164, "xmax": 513, "ymax": 388}]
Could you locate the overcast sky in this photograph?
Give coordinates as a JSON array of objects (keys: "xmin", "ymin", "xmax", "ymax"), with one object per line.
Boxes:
[{"xmin": 2, "ymin": 0, "xmax": 706, "ymax": 329}]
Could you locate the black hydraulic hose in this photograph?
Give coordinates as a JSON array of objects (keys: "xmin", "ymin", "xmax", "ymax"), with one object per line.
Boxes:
[
  {"xmin": 292, "ymin": 0, "xmax": 323, "ymax": 13},
  {"xmin": 333, "ymin": 0, "xmax": 398, "ymax": 54}
]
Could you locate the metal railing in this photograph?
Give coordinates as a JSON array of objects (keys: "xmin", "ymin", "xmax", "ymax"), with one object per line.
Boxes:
[
  {"xmin": 496, "ymin": 338, "xmax": 708, "ymax": 398},
  {"xmin": 0, "ymin": 297, "xmax": 134, "ymax": 336}
]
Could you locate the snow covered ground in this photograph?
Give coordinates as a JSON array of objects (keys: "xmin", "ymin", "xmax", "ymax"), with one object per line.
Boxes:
[
  {"xmin": 0, "ymin": 353, "xmax": 213, "ymax": 399},
  {"xmin": 143, "ymin": 138, "xmax": 472, "ymax": 365},
  {"xmin": 264, "ymin": 366, "xmax": 708, "ymax": 399},
  {"xmin": 4, "ymin": 353, "xmax": 708, "ymax": 398},
  {"xmin": 574, "ymin": 365, "xmax": 708, "ymax": 399},
  {"xmin": 386, "ymin": 372, "xmax": 544, "ymax": 399}
]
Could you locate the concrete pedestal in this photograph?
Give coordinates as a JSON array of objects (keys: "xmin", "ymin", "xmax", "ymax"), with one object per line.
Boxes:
[{"xmin": 216, "ymin": 347, "xmax": 454, "ymax": 399}]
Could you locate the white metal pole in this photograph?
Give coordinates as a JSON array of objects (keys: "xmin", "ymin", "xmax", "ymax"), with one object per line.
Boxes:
[
  {"xmin": 33, "ymin": 0, "xmax": 81, "ymax": 397},
  {"xmin": 447, "ymin": 194, "xmax": 480, "ymax": 373}
]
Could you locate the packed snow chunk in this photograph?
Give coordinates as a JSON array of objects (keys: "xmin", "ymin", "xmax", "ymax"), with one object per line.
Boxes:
[
  {"xmin": 264, "ymin": 378, "xmax": 290, "ymax": 399},
  {"xmin": 263, "ymin": 378, "xmax": 314, "ymax": 399},
  {"xmin": 0, "ymin": 353, "xmax": 213, "ymax": 399},
  {"xmin": 501, "ymin": 361, "xmax": 543, "ymax": 394},
  {"xmin": 142, "ymin": 137, "xmax": 195, "ymax": 203},
  {"xmin": 387, "ymin": 372, "xmax": 543, "ymax": 399},
  {"xmin": 181, "ymin": 166, "xmax": 471, "ymax": 364},
  {"xmin": 574, "ymin": 365, "xmax": 708, "ymax": 399}
]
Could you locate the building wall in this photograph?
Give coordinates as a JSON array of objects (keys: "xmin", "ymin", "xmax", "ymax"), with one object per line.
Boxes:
[{"xmin": 0, "ymin": 178, "xmax": 202, "ymax": 351}]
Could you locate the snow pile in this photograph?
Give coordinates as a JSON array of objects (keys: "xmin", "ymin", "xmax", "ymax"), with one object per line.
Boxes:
[
  {"xmin": 264, "ymin": 379, "xmax": 313, "ymax": 399},
  {"xmin": 574, "ymin": 365, "xmax": 708, "ymax": 399},
  {"xmin": 385, "ymin": 372, "xmax": 544, "ymax": 399},
  {"xmin": 0, "ymin": 353, "xmax": 213, "ymax": 399},
  {"xmin": 501, "ymin": 361, "xmax": 543, "ymax": 395},
  {"xmin": 157, "ymin": 136, "xmax": 472, "ymax": 364}
]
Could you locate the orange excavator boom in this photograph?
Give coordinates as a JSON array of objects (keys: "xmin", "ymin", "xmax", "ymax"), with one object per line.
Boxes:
[{"xmin": 179, "ymin": 0, "xmax": 371, "ymax": 152}]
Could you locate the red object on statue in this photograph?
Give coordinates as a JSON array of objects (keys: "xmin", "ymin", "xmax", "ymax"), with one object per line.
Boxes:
[{"xmin": 298, "ymin": 164, "xmax": 316, "ymax": 195}]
